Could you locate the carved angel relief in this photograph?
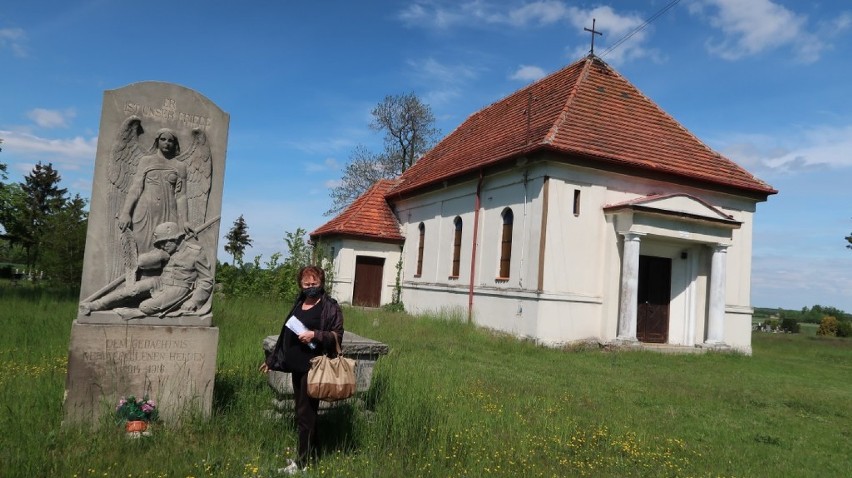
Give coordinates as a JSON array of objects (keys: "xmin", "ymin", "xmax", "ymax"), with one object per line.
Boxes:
[
  {"xmin": 106, "ymin": 115, "xmax": 213, "ymax": 280},
  {"xmin": 80, "ymin": 115, "xmax": 215, "ymax": 320}
]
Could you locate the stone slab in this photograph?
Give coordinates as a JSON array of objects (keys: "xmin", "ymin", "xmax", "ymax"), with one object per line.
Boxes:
[
  {"xmin": 262, "ymin": 331, "xmax": 389, "ymax": 399},
  {"xmin": 64, "ymin": 321, "xmax": 218, "ymax": 425}
]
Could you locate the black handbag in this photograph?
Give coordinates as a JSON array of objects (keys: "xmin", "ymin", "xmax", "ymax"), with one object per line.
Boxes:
[
  {"xmin": 265, "ymin": 297, "xmax": 303, "ymax": 372},
  {"xmin": 266, "ymin": 331, "xmax": 289, "ymax": 372}
]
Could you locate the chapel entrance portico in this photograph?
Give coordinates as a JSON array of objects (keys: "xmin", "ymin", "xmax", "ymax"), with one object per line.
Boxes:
[{"xmin": 605, "ymin": 194, "xmax": 742, "ymax": 349}]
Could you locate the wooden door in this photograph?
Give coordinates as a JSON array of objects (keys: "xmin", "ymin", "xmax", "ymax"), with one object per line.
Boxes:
[
  {"xmin": 637, "ymin": 255, "xmax": 671, "ymax": 343},
  {"xmin": 352, "ymin": 256, "xmax": 385, "ymax": 307}
]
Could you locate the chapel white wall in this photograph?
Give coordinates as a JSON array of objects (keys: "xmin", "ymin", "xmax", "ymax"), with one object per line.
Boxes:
[
  {"xmin": 324, "ymin": 238, "xmax": 401, "ymax": 306},
  {"xmin": 393, "ymin": 156, "xmax": 762, "ymax": 351}
]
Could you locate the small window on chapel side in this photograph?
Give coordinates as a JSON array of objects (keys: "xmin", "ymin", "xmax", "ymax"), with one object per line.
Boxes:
[
  {"xmin": 499, "ymin": 208, "xmax": 513, "ymax": 279},
  {"xmin": 573, "ymin": 189, "xmax": 581, "ymax": 216},
  {"xmin": 451, "ymin": 217, "xmax": 462, "ymax": 278},
  {"xmin": 416, "ymin": 223, "xmax": 425, "ymax": 277}
]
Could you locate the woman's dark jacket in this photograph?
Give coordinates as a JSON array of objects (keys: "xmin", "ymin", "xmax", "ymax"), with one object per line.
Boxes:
[{"xmin": 265, "ymin": 292, "xmax": 344, "ymax": 372}]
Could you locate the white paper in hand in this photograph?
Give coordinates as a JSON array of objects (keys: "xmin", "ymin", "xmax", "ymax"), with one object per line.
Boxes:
[{"xmin": 285, "ymin": 316, "xmax": 316, "ymax": 349}]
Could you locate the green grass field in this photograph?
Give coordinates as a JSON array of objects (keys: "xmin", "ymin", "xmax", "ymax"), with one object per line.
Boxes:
[{"xmin": 1, "ymin": 289, "xmax": 850, "ymax": 477}]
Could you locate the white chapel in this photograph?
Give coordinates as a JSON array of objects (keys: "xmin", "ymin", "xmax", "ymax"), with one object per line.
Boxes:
[{"xmin": 311, "ymin": 55, "xmax": 776, "ymax": 354}]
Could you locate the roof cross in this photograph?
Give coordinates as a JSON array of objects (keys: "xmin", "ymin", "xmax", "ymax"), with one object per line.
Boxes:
[{"xmin": 584, "ymin": 18, "xmax": 603, "ymax": 56}]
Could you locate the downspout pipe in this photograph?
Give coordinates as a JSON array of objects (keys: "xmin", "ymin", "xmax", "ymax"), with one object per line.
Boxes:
[{"xmin": 468, "ymin": 170, "xmax": 484, "ymax": 324}]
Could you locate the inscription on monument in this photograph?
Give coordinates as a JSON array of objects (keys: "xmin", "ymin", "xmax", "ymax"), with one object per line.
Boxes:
[
  {"xmin": 81, "ymin": 337, "xmax": 207, "ymax": 371},
  {"xmin": 124, "ymin": 98, "xmax": 214, "ymax": 129}
]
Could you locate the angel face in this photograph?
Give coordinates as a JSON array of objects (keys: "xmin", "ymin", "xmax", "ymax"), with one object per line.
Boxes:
[{"xmin": 156, "ymin": 132, "xmax": 178, "ymax": 158}]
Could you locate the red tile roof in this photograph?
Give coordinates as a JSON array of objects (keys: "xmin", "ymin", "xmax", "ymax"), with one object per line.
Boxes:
[
  {"xmin": 311, "ymin": 179, "xmax": 404, "ymax": 242},
  {"xmin": 388, "ymin": 56, "xmax": 776, "ymax": 199}
]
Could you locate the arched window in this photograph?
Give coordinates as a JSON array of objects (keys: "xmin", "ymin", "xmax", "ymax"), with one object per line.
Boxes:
[
  {"xmin": 416, "ymin": 222, "xmax": 425, "ymax": 277},
  {"xmin": 499, "ymin": 208, "xmax": 513, "ymax": 278},
  {"xmin": 451, "ymin": 216, "xmax": 462, "ymax": 278}
]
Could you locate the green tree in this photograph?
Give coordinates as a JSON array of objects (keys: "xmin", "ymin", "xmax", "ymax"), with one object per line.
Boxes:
[
  {"xmin": 0, "ymin": 162, "xmax": 75, "ymax": 275},
  {"xmin": 20, "ymin": 162, "xmax": 69, "ymax": 272},
  {"xmin": 224, "ymin": 214, "xmax": 252, "ymax": 264},
  {"xmin": 0, "ymin": 183, "xmax": 29, "ymax": 260},
  {"xmin": 38, "ymin": 194, "xmax": 88, "ymax": 285},
  {"xmin": 328, "ymin": 92, "xmax": 439, "ymax": 215}
]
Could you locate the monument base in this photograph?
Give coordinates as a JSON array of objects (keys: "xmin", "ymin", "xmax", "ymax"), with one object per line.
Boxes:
[
  {"xmin": 64, "ymin": 320, "xmax": 218, "ymax": 425},
  {"xmin": 77, "ymin": 310, "xmax": 213, "ymax": 327}
]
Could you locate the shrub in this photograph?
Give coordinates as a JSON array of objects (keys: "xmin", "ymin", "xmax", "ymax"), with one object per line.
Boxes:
[
  {"xmin": 382, "ymin": 301, "xmax": 405, "ymax": 313},
  {"xmin": 780, "ymin": 318, "xmax": 799, "ymax": 334},
  {"xmin": 817, "ymin": 316, "xmax": 839, "ymax": 337},
  {"xmin": 838, "ymin": 320, "xmax": 852, "ymax": 338}
]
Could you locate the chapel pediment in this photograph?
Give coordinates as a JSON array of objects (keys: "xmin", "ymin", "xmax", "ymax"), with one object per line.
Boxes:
[{"xmin": 603, "ymin": 193, "xmax": 741, "ymax": 232}]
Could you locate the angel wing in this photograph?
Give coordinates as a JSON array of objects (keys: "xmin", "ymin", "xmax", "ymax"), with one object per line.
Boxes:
[
  {"xmin": 175, "ymin": 128, "xmax": 213, "ymax": 229},
  {"xmin": 107, "ymin": 116, "xmax": 146, "ymax": 280}
]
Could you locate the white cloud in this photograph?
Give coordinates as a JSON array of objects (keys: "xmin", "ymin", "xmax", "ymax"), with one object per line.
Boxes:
[
  {"xmin": 0, "ymin": 28, "xmax": 27, "ymax": 57},
  {"xmin": 407, "ymin": 57, "xmax": 478, "ymax": 85},
  {"xmin": 830, "ymin": 11, "xmax": 852, "ymax": 31},
  {"xmin": 563, "ymin": 5, "xmax": 658, "ymax": 64},
  {"xmin": 506, "ymin": 1, "xmax": 569, "ymax": 26},
  {"xmin": 398, "ymin": 2, "xmax": 660, "ymax": 65},
  {"xmin": 283, "ymin": 137, "xmax": 357, "ymax": 155},
  {"xmin": 398, "ymin": 3, "xmax": 464, "ymax": 29},
  {"xmin": 689, "ymin": 0, "xmax": 823, "ymax": 62},
  {"xmin": 0, "ymin": 129, "xmax": 96, "ymax": 159},
  {"xmin": 324, "ymin": 178, "xmax": 343, "ymax": 189},
  {"xmin": 510, "ymin": 65, "xmax": 547, "ymax": 82},
  {"xmin": 0, "ymin": 130, "xmax": 97, "ymax": 181},
  {"xmin": 717, "ymin": 124, "xmax": 852, "ymax": 174},
  {"xmin": 406, "ymin": 57, "xmax": 481, "ymax": 106},
  {"xmin": 27, "ymin": 108, "xmax": 76, "ymax": 128},
  {"xmin": 305, "ymin": 157, "xmax": 341, "ymax": 173},
  {"xmin": 752, "ymin": 254, "xmax": 852, "ymax": 311}
]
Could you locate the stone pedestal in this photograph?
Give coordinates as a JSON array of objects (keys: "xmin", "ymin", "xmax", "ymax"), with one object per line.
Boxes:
[
  {"xmin": 64, "ymin": 321, "xmax": 218, "ymax": 424},
  {"xmin": 262, "ymin": 331, "xmax": 388, "ymax": 410}
]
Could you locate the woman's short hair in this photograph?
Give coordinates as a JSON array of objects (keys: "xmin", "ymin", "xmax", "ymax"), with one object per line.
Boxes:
[{"xmin": 298, "ymin": 265, "xmax": 325, "ymax": 288}]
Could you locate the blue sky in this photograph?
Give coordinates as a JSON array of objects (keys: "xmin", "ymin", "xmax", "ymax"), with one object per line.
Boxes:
[{"xmin": 2, "ymin": 0, "xmax": 851, "ymax": 312}]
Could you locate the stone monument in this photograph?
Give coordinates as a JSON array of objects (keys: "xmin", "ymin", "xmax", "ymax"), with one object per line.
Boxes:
[{"xmin": 64, "ymin": 82, "xmax": 228, "ymax": 424}]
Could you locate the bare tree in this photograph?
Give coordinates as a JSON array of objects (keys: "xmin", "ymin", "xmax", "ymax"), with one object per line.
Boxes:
[{"xmin": 327, "ymin": 93, "xmax": 439, "ymax": 215}]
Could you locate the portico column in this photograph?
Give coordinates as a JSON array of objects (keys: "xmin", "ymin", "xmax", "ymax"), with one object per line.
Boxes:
[
  {"xmin": 705, "ymin": 244, "xmax": 729, "ymax": 345},
  {"xmin": 617, "ymin": 232, "xmax": 643, "ymax": 342}
]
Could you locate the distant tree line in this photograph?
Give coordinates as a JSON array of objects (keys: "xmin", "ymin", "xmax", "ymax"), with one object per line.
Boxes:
[
  {"xmin": 754, "ymin": 305, "xmax": 849, "ymax": 323},
  {"xmin": 216, "ymin": 225, "xmax": 334, "ymax": 301},
  {"xmin": 754, "ymin": 305, "xmax": 852, "ymax": 337}
]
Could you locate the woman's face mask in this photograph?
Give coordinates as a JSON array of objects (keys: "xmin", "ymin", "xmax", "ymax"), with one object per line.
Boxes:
[{"xmin": 301, "ymin": 274, "xmax": 322, "ymax": 298}]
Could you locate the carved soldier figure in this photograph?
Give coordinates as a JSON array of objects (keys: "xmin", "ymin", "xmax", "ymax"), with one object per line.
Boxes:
[{"xmin": 80, "ymin": 222, "xmax": 213, "ymax": 318}]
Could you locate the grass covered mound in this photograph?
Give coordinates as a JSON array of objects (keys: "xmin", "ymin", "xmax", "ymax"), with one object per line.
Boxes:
[{"xmin": 1, "ymin": 289, "xmax": 850, "ymax": 477}]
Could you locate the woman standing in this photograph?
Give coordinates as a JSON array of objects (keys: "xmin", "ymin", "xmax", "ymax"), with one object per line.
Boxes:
[{"xmin": 261, "ymin": 265, "xmax": 344, "ymax": 474}]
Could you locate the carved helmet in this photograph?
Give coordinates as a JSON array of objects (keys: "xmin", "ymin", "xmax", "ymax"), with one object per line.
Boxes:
[{"xmin": 153, "ymin": 222, "xmax": 184, "ymax": 246}]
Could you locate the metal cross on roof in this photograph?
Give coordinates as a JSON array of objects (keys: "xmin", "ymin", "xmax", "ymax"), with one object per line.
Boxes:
[{"xmin": 584, "ymin": 18, "xmax": 603, "ymax": 56}]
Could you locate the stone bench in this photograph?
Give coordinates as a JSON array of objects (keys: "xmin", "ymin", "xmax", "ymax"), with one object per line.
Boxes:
[{"xmin": 262, "ymin": 331, "xmax": 389, "ymax": 409}]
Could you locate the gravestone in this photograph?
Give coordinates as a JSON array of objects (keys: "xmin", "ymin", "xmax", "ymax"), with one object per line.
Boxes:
[{"xmin": 64, "ymin": 82, "xmax": 228, "ymax": 424}]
